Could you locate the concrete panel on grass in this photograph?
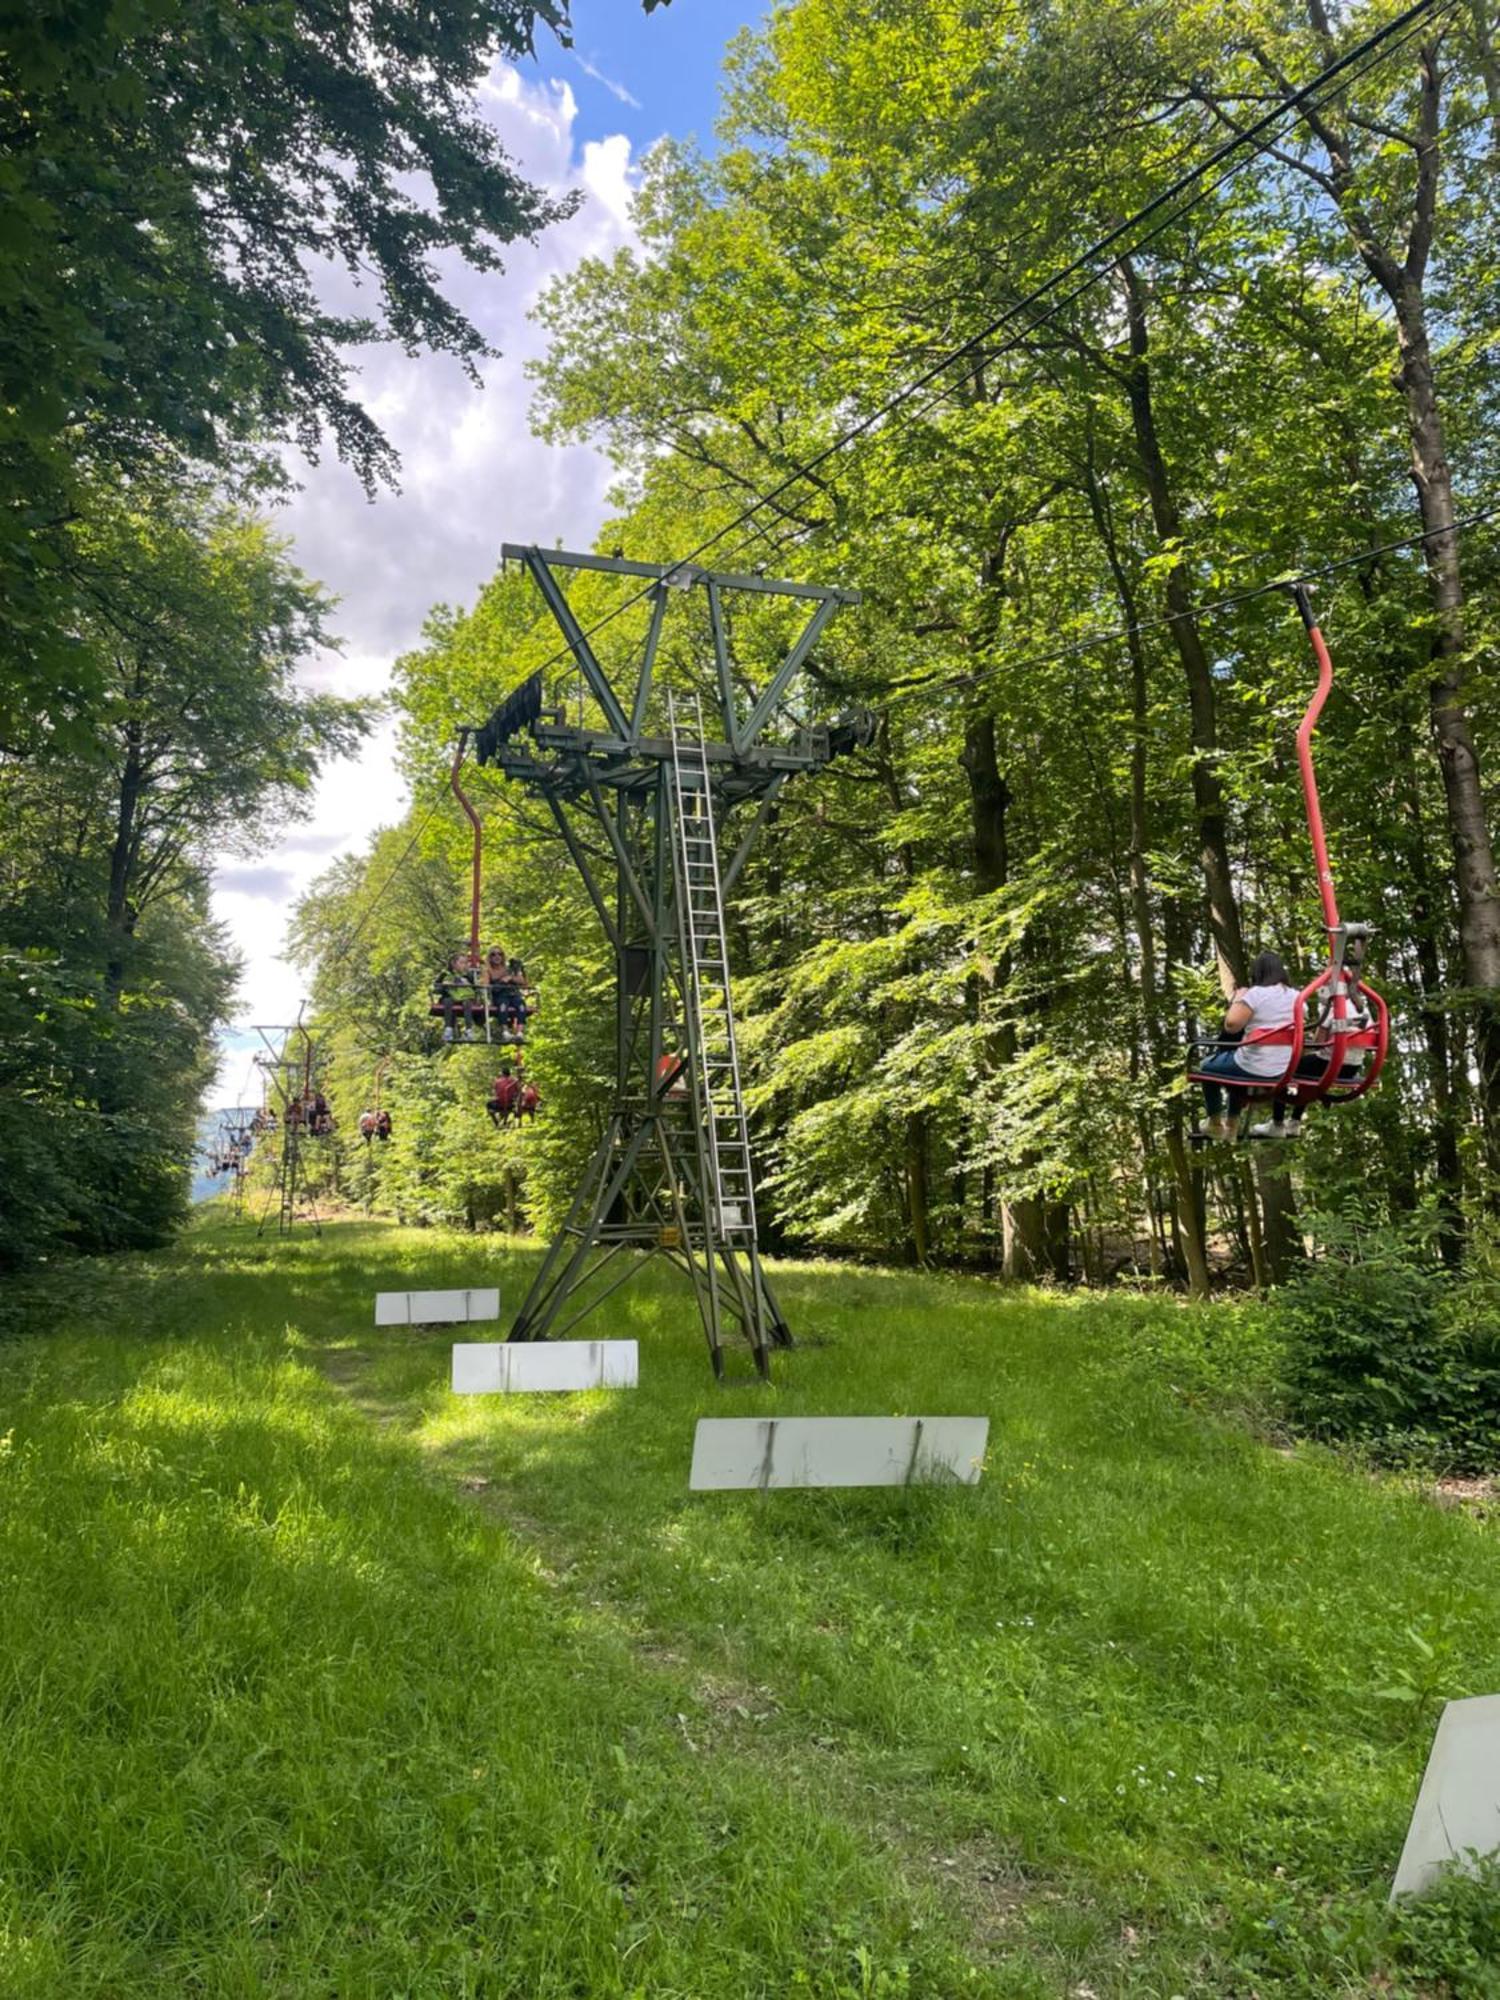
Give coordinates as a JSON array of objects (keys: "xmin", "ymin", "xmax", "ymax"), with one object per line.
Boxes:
[
  {"xmin": 375, "ymin": 1288, "xmax": 500, "ymax": 1328},
  {"xmin": 689, "ymin": 1415, "xmax": 988, "ymax": 1492},
  {"xmin": 1391, "ymin": 1693, "xmax": 1500, "ymax": 1901},
  {"xmin": 451, "ymin": 1340, "xmax": 638, "ymax": 1394}
]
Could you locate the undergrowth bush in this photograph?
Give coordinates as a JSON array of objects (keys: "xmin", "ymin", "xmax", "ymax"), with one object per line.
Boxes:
[
  {"xmin": 1385, "ymin": 1854, "xmax": 1500, "ymax": 2000},
  {"xmin": 1277, "ymin": 1208, "xmax": 1500, "ymax": 1474},
  {"xmin": 1106, "ymin": 1293, "xmax": 1287, "ymax": 1416}
]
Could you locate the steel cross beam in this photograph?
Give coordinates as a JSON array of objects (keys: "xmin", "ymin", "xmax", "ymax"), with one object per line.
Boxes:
[{"xmin": 479, "ymin": 548, "xmax": 861, "ymax": 1378}]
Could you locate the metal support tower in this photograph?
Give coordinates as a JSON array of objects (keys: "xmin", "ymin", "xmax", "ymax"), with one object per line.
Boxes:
[
  {"xmin": 473, "ymin": 545, "xmax": 865, "ymax": 1378},
  {"xmin": 215, "ymin": 1107, "xmax": 258, "ymax": 1217},
  {"xmin": 253, "ymin": 1018, "xmax": 323, "ymax": 1239}
]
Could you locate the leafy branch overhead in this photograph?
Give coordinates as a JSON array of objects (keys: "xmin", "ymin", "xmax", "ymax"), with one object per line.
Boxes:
[{"xmin": 0, "ymin": 0, "xmax": 650, "ymax": 737}]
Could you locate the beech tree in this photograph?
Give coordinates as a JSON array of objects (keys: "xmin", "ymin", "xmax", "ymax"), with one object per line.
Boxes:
[
  {"xmin": 0, "ymin": 0, "xmax": 658, "ymax": 743},
  {"xmin": 290, "ymin": 0, "xmax": 1499, "ymax": 1280},
  {"xmin": 0, "ymin": 490, "xmax": 370, "ymax": 1264}
]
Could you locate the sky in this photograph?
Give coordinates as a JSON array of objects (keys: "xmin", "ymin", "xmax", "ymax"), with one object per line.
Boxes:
[{"xmin": 209, "ymin": 1, "xmax": 767, "ymax": 1107}]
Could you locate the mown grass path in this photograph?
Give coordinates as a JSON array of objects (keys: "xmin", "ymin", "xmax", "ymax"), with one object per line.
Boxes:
[{"xmin": 2, "ymin": 1217, "xmax": 1498, "ymax": 1997}]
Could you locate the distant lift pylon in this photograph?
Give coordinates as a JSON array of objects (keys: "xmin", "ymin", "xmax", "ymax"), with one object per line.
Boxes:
[{"xmin": 472, "ymin": 545, "xmax": 868, "ymax": 1379}]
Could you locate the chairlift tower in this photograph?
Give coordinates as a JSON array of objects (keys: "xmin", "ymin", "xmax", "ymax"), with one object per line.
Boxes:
[
  {"xmin": 216, "ymin": 1107, "xmax": 258, "ymax": 1215},
  {"xmin": 253, "ymin": 1019, "xmax": 323, "ymax": 1239},
  {"xmin": 473, "ymin": 545, "xmax": 865, "ymax": 1378}
]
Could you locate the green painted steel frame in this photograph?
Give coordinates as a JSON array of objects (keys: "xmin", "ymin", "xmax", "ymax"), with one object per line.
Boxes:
[{"xmin": 483, "ymin": 547, "xmax": 858, "ymax": 1378}]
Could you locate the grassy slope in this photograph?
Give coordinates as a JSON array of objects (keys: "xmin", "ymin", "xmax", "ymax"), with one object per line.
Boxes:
[{"xmin": 1, "ymin": 1218, "xmax": 1497, "ymax": 1998}]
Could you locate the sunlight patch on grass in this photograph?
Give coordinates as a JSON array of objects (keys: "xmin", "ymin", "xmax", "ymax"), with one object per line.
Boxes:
[{"xmin": 4, "ymin": 1216, "xmax": 1500, "ymax": 1995}]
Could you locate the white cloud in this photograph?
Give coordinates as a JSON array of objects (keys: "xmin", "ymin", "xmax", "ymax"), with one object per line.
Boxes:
[{"xmin": 208, "ymin": 66, "xmax": 639, "ymax": 1106}]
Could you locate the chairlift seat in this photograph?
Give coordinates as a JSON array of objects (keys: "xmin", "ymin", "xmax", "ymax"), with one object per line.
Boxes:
[{"xmin": 1185, "ymin": 971, "xmax": 1388, "ymax": 1109}]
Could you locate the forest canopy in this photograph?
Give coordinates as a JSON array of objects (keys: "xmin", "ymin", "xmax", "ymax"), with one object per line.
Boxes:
[
  {"xmin": 0, "ymin": 0, "xmax": 648, "ymax": 1265},
  {"xmin": 291, "ymin": 0, "xmax": 1500, "ymax": 1291}
]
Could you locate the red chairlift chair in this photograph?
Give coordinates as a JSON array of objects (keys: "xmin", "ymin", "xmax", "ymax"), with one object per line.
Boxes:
[{"xmin": 1186, "ymin": 586, "xmax": 1389, "ymax": 1137}]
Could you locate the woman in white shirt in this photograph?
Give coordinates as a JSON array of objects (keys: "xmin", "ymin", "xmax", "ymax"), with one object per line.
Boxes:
[{"xmin": 1198, "ymin": 951, "xmax": 1300, "ymax": 1138}]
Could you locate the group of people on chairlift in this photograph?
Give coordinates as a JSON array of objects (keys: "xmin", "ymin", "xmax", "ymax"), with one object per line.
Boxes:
[
  {"xmin": 486, "ymin": 1061, "xmax": 540, "ymax": 1127},
  {"xmin": 1196, "ymin": 949, "xmax": 1360, "ymax": 1141},
  {"xmin": 433, "ymin": 946, "xmax": 534, "ymax": 1043},
  {"xmin": 286, "ymin": 1088, "xmax": 335, "ymax": 1138}
]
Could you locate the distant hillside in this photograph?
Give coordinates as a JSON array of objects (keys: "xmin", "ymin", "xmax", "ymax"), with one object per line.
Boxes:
[{"xmin": 191, "ymin": 1108, "xmax": 258, "ymax": 1204}]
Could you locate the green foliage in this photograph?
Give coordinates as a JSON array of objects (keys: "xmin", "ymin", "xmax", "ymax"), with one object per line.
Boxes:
[
  {"xmin": 9, "ymin": 1217, "xmax": 1500, "ymax": 1993},
  {"xmin": 286, "ymin": 659, "xmax": 611, "ymax": 1238},
  {"xmin": 0, "ymin": 0, "xmax": 588, "ymax": 738},
  {"xmin": 515, "ymin": 0, "xmax": 1500, "ymax": 1276},
  {"xmin": 294, "ymin": 0, "xmax": 1500, "ymax": 1292},
  {"xmin": 0, "ymin": 490, "xmax": 369, "ymax": 1268},
  {"xmin": 1101, "ymin": 1289, "xmax": 1288, "ymax": 1414},
  {"xmin": 1277, "ymin": 1209, "xmax": 1500, "ymax": 1473},
  {"xmin": 1387, "ymin": 1856, "xmax": 1500, "ymax": 2000},
  {"xmin": 0, "ymin": 918, "xmax": 226, "ymax": 1267}
]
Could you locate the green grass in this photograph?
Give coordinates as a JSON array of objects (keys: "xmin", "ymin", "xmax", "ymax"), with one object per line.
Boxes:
[{"xmin": 2, "ymin": 1217, "xmax": 1498, "ymax": 1996}]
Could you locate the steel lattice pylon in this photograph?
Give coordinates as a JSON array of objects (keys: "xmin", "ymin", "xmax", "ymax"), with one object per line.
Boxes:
[
  {"xmin": 474, "ymin": 546, "xmax": 865, "ymax": 1378},
  {"xmin": 253, "ymin": 1017, "xmax": 324, "ymax": 1239}
]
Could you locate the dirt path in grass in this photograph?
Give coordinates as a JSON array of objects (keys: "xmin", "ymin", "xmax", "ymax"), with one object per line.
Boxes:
[
  {"xmin": 310, "ymin": 1339, "xmax": 1041, "ymax": 1962},
  {"xmin": 314, "ymin": 1345, "xmax": 409, "ymax": 1428}
]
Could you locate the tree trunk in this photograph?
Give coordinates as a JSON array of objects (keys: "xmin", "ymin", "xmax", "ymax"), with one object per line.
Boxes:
[
  {"xmin": 961, "ymin": 713, "xmax": 1011, "ymax": 895},
  {"xmin": 1084, "ymin": 447, "xmax": 1214, "ymax": 1294},
  {"xmin": 1117, "ymin": 253, "xmax": 1246, "ymax": 991},
  {"xmin": 1271, "ymin": 30, "xmax": 1500, "ymax": 1198},
  {"xmin": 104, "ymin": 722, "xmax": 145, "ymax": 1006},
  {"xmin": 1398, "ymin": 730, "xmax": 1465, "ymax": 1259},
  {"xmin": 1241, "ymin": 1161, "xmax": 1271, "ymax": 1291},
  {"xmin": 905, "ymin": 1110, "xmax": 931, "ymax": 1264},
  {"xmin": 1164, "ymin": 1124, "xmax": 1213, "ymax": 1296},
  {"xmin": 1394, "ymin": 286, "xmax": 1500, "ymax": 1197},
  {"xmin": 1254, "ymin": 1153, "xmax": 1302, "ymax": 1284},
  {"xmin": 1002, "ymin": 1197, "xmax": 1070, "ymax": 1282}
]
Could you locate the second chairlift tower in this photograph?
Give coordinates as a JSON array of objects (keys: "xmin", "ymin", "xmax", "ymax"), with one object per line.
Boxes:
[{"xmin": 471, "ymin": 545, "xmax": 867, "ymax": 1379}]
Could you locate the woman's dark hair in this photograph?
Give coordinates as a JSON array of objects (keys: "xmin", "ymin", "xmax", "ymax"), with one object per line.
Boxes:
[{"xmin": 1249, "ymin": 949, "xmax": 1289, "ymax": 986}]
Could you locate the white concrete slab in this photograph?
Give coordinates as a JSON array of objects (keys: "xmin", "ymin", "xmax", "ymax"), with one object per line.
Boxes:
[
  {"xmin": 1391, "ymin": 1693, "xmax": 1500, "ymax": 1901},
  {"xmin": 689, "ymin": 1416, "xmax": 989, "ymax": 1492},
  {"xmin": 451, "ymin": 1340, "xmax": 638, "ymax": 1394},
  {"xmin": 374, "ymin": 1288, "xmax": 500, "ymax": 1328}
]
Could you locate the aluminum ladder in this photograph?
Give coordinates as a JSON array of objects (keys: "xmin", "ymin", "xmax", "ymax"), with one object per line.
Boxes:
[{"xmin": 665, "ymin": 694, "xmax": 759, "ymax": 1279}]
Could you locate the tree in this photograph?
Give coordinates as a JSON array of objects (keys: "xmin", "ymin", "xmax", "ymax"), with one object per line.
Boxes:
[
  {"xmin": 0, "ymin": 489, "xmax": 371, "ymax": 1264},
  {"xmin": 1182, "ymin": 0, "xmax": 1500, "ymax": 1195},
  {"xmin": 298, "ymin": 0, "xmax": 1496, "ymax": 1281},
  {"xmin": 0, "ymin": 0, "xmax": 661, "ymax": 742}
]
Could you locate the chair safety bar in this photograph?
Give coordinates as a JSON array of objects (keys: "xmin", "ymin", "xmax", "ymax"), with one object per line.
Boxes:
[{"xmin": 1186, "ymin": 973, "xmax": 1389, "ymax": 1101}]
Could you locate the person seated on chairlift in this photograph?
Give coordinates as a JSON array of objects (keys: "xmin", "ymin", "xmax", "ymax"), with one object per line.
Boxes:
[
  {"xmin": 482, "ymin": 947, "xmax": 520, "ymax": 1034},
  {"xmin": 376, "ymin": 1108, "xmax": 392, "ymax": 1141},
  {"xmin": 486, "ymin": 950, "xmax": 529, "ymax": 1039},
  {"xmin": 518, "ymin": 1077, "xmax": 540, "ymax": 1121},
  {"xmin": 1197, "ymin": 949, "xmax": 1353, "ymax": 1142},
  {"xmin": 487, "ymin": 1064, "xmax": 520, "ymax": 1126},
  {"xmin": 1197, "ymin": 951, "xmax": 1298, "ymax": 1139},
  {"xmin": 434, "ymin": 950, "xmax": 482, "ymax": 1042}
]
